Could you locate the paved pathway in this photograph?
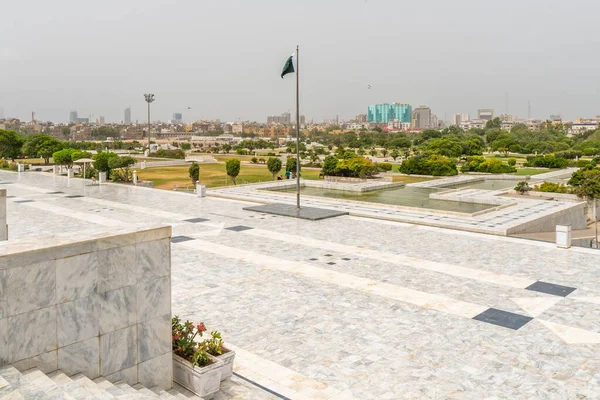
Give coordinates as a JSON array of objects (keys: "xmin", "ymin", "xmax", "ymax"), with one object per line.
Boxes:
[{"xmin": 3, "ymin": 170, "xmax": 600, "ymax": 399}]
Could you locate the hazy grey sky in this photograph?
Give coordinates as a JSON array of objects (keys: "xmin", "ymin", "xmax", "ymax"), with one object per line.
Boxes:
[{"xmin": 1, "ymin": 0, "xmax": 599, "ymax": 123}]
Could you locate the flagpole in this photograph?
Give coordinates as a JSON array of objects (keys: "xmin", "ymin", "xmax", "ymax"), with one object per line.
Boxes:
[{"xmin": 295, "ymin": 45, "xmax": 301, "ymax": 210}]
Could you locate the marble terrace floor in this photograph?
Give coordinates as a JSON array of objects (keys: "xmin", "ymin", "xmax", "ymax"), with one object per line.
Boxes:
[{"xmin": 3, "ymin": 170, "xmax": 600, "ymax": 399}]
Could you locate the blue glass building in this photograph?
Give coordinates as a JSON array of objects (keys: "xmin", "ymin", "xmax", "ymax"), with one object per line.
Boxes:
[{"xmin": 367, "ymin": 104, "xmax": 412, "ymax": 123}]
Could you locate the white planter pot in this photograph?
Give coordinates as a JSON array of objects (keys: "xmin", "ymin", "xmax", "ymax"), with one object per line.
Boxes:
[
  {"xmin": 173, "ymin": 354, "xmax": 223, "ymax": 398},
  {"xmin": 216, "ymin": 349, "xmax": 235, "ymax": 381}
]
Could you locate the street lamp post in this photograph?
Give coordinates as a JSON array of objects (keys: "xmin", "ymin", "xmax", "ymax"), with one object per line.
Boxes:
[{"xmin": 144, "ymin": 94, "xmax": 155, "ymax": 150}]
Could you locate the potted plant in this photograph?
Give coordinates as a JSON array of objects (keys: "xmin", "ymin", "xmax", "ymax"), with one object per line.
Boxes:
[
  {"xmin": 205, "ymin": 331, "xmax": 236, "ymax": 381},
  {"xmin": 172, "ymin": 316, "xmax": 223, "ymax": 398}
]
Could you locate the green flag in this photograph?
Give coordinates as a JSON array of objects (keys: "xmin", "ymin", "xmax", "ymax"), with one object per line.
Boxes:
[{"xmin": 281, "ymin": 53, "xmax": 296, "ymax": 78}]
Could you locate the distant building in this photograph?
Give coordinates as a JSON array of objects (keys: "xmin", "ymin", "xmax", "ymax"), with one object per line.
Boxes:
[
  {"xmin": 124, "ymin": 108, "xmax": 131, "ymax": 124},
  {"xmin": 367, "ymin": 103, "xmax": 411, "ymax": 124},
  {"xmin": 355, "ymin": 114, "xmax": 368, "ymax": 123},
  {"xmin": 69, "ymin": 111, "xmax": 78, "ymax": 123},
  {"xmin": 98, "ymin": 116, "xmax": 105, "ymax": 125},
  {"xmin": 387, "ymin": 120, "xmax": 411, "ymax": 131},
  {"xmin": 549, "ymin": 115, "xmax": 562, "ymax": 122},
  {"xmin": 172, "ymin": 113, "xmax": 183, "ymax": 124},
  {"xmin": 411, "ymin": 106, "xmax": 432, "ymax": 130},
  {"xmin": 569, "ymin": 121, "xmax": 599, "ymax": 136},
  {"xmin": 451, "ymin": 113, "xmax": 470, "ymax": 126},
  {"xmin": 267, "ymin": 112, "xmax": 303, "ymax": 125},
  {"xmin": 478, "ymin": 109, "xmax": 494, "ymax": 121},
  {"xmin": 499, "ymin": 114, "xmax": 514, "ymax": 122}
]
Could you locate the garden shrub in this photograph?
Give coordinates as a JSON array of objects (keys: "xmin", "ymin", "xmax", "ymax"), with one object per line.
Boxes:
[
  {"xmin": 534, "ymin": 182, "xmax": 570, "ymax": 194},
  {"xmin": 151, "ymin": 149, "xmax": 185, "ymax": 159}
]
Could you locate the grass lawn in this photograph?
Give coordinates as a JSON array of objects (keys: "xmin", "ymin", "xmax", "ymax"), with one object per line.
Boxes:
[
  {"xmin": 212, "ymin": 154, "xmax": 256, "ymax": 162},
  {"xmin": 515, "ymin": 168, "xmax": 556, "ymax": 176},
  {"xmin": 137, "ymin": 163, "xmax": 322, "ymax": 190},
  {"xmin": 15, "ymin": 158, "xmax": 46, "ymax": 164},
  {"xmin": 391, "ymin": 176, "xmax": 438, "ymax": 184}
]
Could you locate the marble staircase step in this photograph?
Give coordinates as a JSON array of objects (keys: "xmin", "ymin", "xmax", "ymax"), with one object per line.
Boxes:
[
  {"xmin": 150, "ymin": 386, "xmax": 180, "ymax": 399},
  {"xmin": 0, "ymin": 366, "xmax": 53, "ymax": 400},
  {"xmin": 3, "ymin": 365, "xmax": 192, "ymax": 400},
  {"xmin": 22, "ymin": 368, "xmax": 76, "ymax": 400},
  {"xmin": 72, "ymin": 374, "xmax": 114, "ymax": 399},
  {"xmin": 133, "ymin": 383, "xmax": 165, "ymax": 398},
  {"xmin": 47, "ymin": 371, "xmax": 73, "ymax": 386},
  {"xmin": 115, "ymin": 382, "xmax": 148, "ymax": 399},
  {"xmin": 93, "ymin": 377, "xmax": 131, "ymax": 398}
]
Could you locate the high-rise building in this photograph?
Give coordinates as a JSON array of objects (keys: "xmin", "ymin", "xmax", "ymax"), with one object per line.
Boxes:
[
  {"xmin": 478, "ymin": 109, "xmax": 494, "ymax": 121},
  {"xmin": 367, "ymin": 104, "xmax": 411, "ymax": 123},
  {"xmin": 411, "ymin": 106, "xmax": 432, "ymax": 130},
  {"xmin": 69, "ymin": 111, "xmax": 78, "ymax": 123},
  {"xmin": 355, "ymin": 114, "xmax": 368, "ymax": 123},
  {"xmin": 451, "ymin": 113, "xmax": 470, "ymax": 126},
  {"xmin": 267, "ymin": 112, "xmax": 294, "ymax": 125},
  {"xmin": 172, "ymin": 113, "xmax": 183, "ymax": 124},
  {"xmin": 124, "ymin": 108, "xmax": 131, "ymax": 124}
]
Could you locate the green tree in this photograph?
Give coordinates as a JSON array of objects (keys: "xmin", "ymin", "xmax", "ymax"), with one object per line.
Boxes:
[
  {"xmin": 70, "ymin": 150, "xmax": 93, "ymax": 162},
  {"xmin": 181, "ymin": 143, "xmax": 191, "ymax": 151},
  {"xmin": 22, "ymin": 134, "xmax": 64, "ymax": 164},
  {"xmin": 0, "ymin": 130, "xmax": 23, "ymax": 161},
  {"xmin": 381, "ymin": 148, "xmax": 388, "ymax": 158},
  {"xmin": 225, "ymin": 158, "xmax": 241, "ymax": 185},
  {"xmin": 92, "ymin": 152, "xmax": 119, "ymax": 179},
  {"xmin": 321, "ymin": 155, "xmax": 338, "ymax": 176},
  {"xmin": 52, "ymin": 149, "xmax": 76, "ymax": 168},
  {"xmin": 267, "ymin": 157, "xmax": 282, "ymax": 180},
  {"xmin": 426, "ymin": 138, "xmax": 463, "ymax": 157},
  {"xmin": 369, "ymin": 149, "xmax": 377, "ymax": 157},
  {"xmin": 108, "ymin": 156, "xmax": 136, "ymax": 182},
  {"xmin": 485, "ymin": 117, "xmax": 502, "ymax": 130},
  {"xmin": 391, "ymin": 149, "xmax": 400, "ymax": 161},
  {"xmin": 286, "ymin": 157, "xmax": 301, "ymax": 178},
  {"xmin": 189, "ymin": 162, "xmax": 200, "ymax": 184},
  {"xmin": 507, "ymin": 158, "xmax": 517, "ymax": 167}
]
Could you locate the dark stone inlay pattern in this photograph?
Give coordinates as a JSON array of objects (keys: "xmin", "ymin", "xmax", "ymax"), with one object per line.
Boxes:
[
  {"xmin": 14, "ymin": 200, "xmax": 34, "ymax": 203},
  {"xmin": 309, "ymin": 258, "xmax": 318, "ymax": 261},
  {"xmin": 47, "ymin": 191, "xmax": 64, "ymax": 194},
  {"xmin": 184, "ymin": 217, "xmax": 210, "ymax": 223},
  {"xmin": 225, "ymin": 225, "xmax": 254, "ymax": 232},
  {"xmin": 243, "ymin": 203, "xmax": 348, "ymax": 221},
  {"xmin": 473, "ymin": 308, "xmax": 533, "ymax": 330},
  {"xmin": 526, "ymin": 281, "xmax": 576, "ymax": 297},
  {"xmin": 171, "ymin": 236, "xmax": 195, "ymax": 243},
  {"xmin": 327, "ymin": 262, "xmax": 336, "ymax": 265},
  {"xmin": 342, "ymin": 258, "xmax": 351, "ymax": 261},
  {"xmin": 65, "ymin": 195, "xmax": 84, "ymax": 198}
]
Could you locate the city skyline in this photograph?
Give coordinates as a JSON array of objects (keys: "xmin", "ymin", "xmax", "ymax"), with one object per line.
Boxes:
[{"xmin": 1, "ymin": 0, "xmax": 599, "ymax": 123}]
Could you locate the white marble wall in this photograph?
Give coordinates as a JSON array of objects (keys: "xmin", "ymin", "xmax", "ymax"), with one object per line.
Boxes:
[
  {"xmin": 0, "ymin": 225, "xmax": 173, "ymax": 390},
  {"xmin": 0, "ymin": 189, "xmax": 6, "ymax": 241}
]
